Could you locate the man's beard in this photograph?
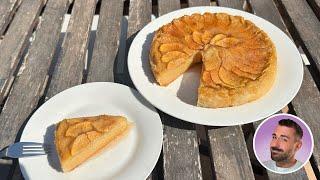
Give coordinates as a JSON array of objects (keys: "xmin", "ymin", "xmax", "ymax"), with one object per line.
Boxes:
[{"xmin": 270, "ymin": 147, "xmax": 291, "ymax": 162}]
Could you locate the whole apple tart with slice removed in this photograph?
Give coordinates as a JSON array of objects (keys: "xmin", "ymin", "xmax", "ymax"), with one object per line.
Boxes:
[{"xmin": 149, "ymin": 12, "xmax": 277, "ymax": 108}]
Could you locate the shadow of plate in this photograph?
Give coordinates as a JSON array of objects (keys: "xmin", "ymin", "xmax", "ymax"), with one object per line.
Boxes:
[{"xmin": 44, "ymin": 124, "xmax": 62, "ymax": 172}]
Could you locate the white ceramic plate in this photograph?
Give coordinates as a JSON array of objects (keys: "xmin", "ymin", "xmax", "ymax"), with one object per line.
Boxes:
[
  {"xmin": 19, "ymin": 82, "xmax": 163, "ymax": 180},
  {"xmin": 128, "ymin": 6, "xmax": 303, "ymax": 126}
]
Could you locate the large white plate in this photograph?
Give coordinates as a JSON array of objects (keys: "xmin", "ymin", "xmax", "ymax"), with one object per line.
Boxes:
[
  {"xmin": 19, "ymin": 82, "xmax": 163, "ymax": 180},
  {"xmin": 128, "ymin": 6, "xmax": 303, "ymax": 126}
]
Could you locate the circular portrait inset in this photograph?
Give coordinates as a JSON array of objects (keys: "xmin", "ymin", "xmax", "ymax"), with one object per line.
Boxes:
[{"xmin": 253, "ymin": 113, "xmax": 314, "ymax": 174}]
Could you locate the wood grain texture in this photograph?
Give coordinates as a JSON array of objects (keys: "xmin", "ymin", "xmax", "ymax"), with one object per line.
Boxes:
[
  {"xmin": 280, "ymin": 0, "xmax": 320, "ymax": 71},
  {"xmin": 187, "ymin": 0, "xmax": 210, "ymax": 7},
  {"xmin": 122, "ymin": 0, "xmax": 156, "ymax": 178},
  {"xmin": 267, "ymin": 169, "xmax": 308, "ymax": 180},
  {"xmin": 0, "ymin": 0, "xmax": 70, "ymax": 178},
  {"xmin": 46, "ymin": 0, "xmax": 96, "ymax": 99},
  {"xmin": 86, "ymin": 0, "xmax": 123, "ymax": 82},
  {"xmin": 249, "ymin": 0, "xmax": 288, "ymax": 32},
  {"xmin": 217, "ymin": 0, "xmax": 245, "ymax": 9},
  {"xmin": 0, "ymin": 0, "xmax": 21, "ymax": 35},
  {"xmin": 205, "ymin": 1, "xmax": 254, "ymax": 179},
  {"xmin": 127, "ymin": 0, "xmax": 152, "ymax": 38},
  {"xmin": 208, "ymin": 126, "xmax": 255, "ymax": 179},
  {"xmin": 0, "ymin": 0, "xmax": 44, "ymax": 103},
  {"xmin": 292, "ymin": 67, "xmax": 320, "ymax": 173},
  {"xmin": 158, "ymin": 0, "xmax": 180, "ymax": 16},
  {"xmin": 158, "ymin": 1, "xmax": 205, "ymax": 180},
  {"xmin": 310, "ymin": 0, "xmax": 320, "ymax": 8},
  {"xmin": 250, "ymin": 0, "xmax": 315, "ymax": 178},
  {"xmin": 162, "ymin": 113, "xmax": 202, "ymax": 180},
  {"xmin": 306, "ymin": 0, "xmax": 320, "ymax": 18},
  {"xmin": 115, "ymin": 0, "xmax": 152, "ymax": 86}
]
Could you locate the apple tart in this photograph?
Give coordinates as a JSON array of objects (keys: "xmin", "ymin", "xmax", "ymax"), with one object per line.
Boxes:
[
  {"xmin": 149, "ymin": 13, "xmax": 276, "ymax": 108},
  {"xmin": 55, "ymin": 115, "xmax": 131, "ymax": 172}
]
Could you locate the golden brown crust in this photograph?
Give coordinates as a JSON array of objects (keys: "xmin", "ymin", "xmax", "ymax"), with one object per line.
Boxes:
[
  {"xmin": 54, "ymin": 115, "xmax": 131, "ymax": 172},
  {"xmin": 149, "ymin": 12, "xmax": 277, "ymax": 108}
]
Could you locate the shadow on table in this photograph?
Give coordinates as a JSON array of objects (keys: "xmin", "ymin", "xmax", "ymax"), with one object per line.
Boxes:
[
  {"xmin": 16, "ymin": 163, "xmax": 29, "ymax": 180},
  {"xmin": 44, "ymin": 124, "xmax": 62, "ymax": 172},
  {"xmin": 114, "ymin": 29, "xmax": 156, "ymax": 87},
  {"xmin": 140, "ymin": 32, "xmax": 156, "ymax": 84},
  {"xmin": 159, "ymin": 111, "xmax": 196, "ymax": 130}
]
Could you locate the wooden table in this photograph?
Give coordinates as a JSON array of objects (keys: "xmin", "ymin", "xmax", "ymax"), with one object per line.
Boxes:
[{"xmin": 0, "ymin": 0, "xmax": 319, "ymax": 179}]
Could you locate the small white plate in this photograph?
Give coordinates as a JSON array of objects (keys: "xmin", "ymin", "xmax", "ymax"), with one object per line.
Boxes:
[
  {"xmin": 19, "ymin": 82, "xmax": 163, "ymax": 180},
  {"xmin": 128, "ymin": 6, "xmax": 303, "ymax": 126}
]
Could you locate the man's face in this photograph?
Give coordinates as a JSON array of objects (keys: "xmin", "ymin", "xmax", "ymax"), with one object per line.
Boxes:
[{"xmin": 270, "ymin": 125, "xmax": 302, "ymax": 162}]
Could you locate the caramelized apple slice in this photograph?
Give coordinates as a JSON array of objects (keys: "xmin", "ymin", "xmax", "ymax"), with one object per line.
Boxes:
[
  {"xmin": 185, "ymin": 35, "xmax": 203, "ymax": 49},
  {"xmin": 202, "ymin": 47, "xmax": 221, "ymax": 71},
  {"xmin": 181, "ymin": 16, "xmax": 197, "ymax": 31},
  {"xmin": 161, "ymin": 51, "xmax": 187, "ymax": 62},
  {"xmin": 210, "ymin": 70, "xmax": 224, "ymax": 86},
  {"xmin": 92, "ymin": 117, "xmax": 116, "ymax": 132},
  {"xmin": 159, "ymin": 43, "xmax": 185, "ymax": 53},
  {"xmin": 66, "ymin": 122, "xmax": 93, "ymax": 137},
  {"xmin": 210, "ymin": 34, "xmax": 227, "ymax": 45},
  {"xmin": 161, "ymin": 23, "xmax": 184, "ymax": 38},
  {"xmin": 218, "ymin": 67, "xmax": 247, "ymax": 88},
  {"xmin": 203, "ymin": 12, "xmax": 217, "ymax": 27},
  {"xmin": 86, "ymin": 131, "xmax": 102, "ymax": 141},
  {"xmin": 201, "ymin": 31, "xmax": 214, "ymax": 44},
  {"xmin": 167, "ymin": 58, "xmax": 186, "ymax": 69},
  {"xmin": 192, "ymin": 31, "xmax": 203, "ymax": 45},
  {"xmin": 215, "ymin": 37, "xmax": 241, "ymax": 48},
  {"xmin": 173, "ymin": 19, "xmax": 193, "ymax": 35},
  {"xmin": 231, "ymin": 67, "xmax": 260, "ymax": 80},
  {"xmin": 157, "ymin": 33, "xmax": 182, "ymax": 43},
  {"xmin": 71, "ymin": 134, "xmax": 90, "ymax": 156},
  {"xmin": 216, "ymin": 13, "xmax": 231, "ymax": 27},
  {"xmin": 202, "ymin": 70, "xmax": 220, "ymax": 88}
]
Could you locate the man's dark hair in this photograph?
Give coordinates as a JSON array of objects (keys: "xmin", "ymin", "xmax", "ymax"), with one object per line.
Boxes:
[{"xmin": 278, "ymin": 119, "xmax": 303, "ymax": 139}]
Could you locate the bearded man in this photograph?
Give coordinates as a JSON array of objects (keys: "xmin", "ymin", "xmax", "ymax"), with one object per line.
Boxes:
[{"xmin": 263, "ymin": 119, "xmax": 303, "ymax": 173}]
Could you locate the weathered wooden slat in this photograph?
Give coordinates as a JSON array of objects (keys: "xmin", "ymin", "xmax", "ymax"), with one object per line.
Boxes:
[
  {"xmin": 217, "ymin": 0, "xmax": 245, "ymax": 9},
  {"xmin": 46, "ymin": 0, "xmax": 96, "ymax": 99},
  {"xmin": 122, "ymin": 1, "xmax": 155, "ymax": 179},
  {"xmin": 306, "ymin": 0, "xmax": 320, "ymax": 18},
  {"xmin": 208, "ymin": 126, "xmax": 255, "ymax": 179},
  {"xmin": 162, "ymin": 115, "xmax": 203, "ymax": 180},
  {"xmin": 268, "ymin": 168, "xmax": 308, "ymax": 180},
  {"xmin": 249, "ymin": 0, "xmax": 288, "ymax": 34},
  {"xmin": 127, "ymin": 0, "xmax": 152, "ymax": 38},
  {"xmin": 0, "ymin": 0, "xmax": 21, "ymax": 35},
  {"xmin": 0, "ymin": 0, "xmax": 45, "ymax": 103},
  {"xmin": 279, "ymin": 0, "xmax": 320, "ymax": 72},
  {"xmin": 187, "ymin": 0, "xmax": 210, "ymax": 7},
  {"xmin": 0, "ymin": 0, "xmax": 70, "ymax": 179},
  {"xmin": 250, "ymin": 0, "xmax": 317, "ymax": 178},
  {"xmin": 116, "ymin": 0, "xmax": 152, "ymax": 86},
  {"xmin": 158, "ymin": 0, "xmax": 180, "ymax": 16},
  {"xmin": 309, "ymin": 0, "xmax": 320, "ymax": 8},
  {"xmin": 188, "ymin": 0, "xmax": 210, "ymax": 7},
  {"xmin": 158, "ymin": 1, "xmax": 204, "ymax": 180},
  {"xmin": 205, "ymin": 1, "xmax": 255, "ymax": 179},
  {"xmin": 86, "ymin": 0, "xmax": 123, "ymax": 82},
  {"xmin": 292, "ymin": 68, "xmax": 320, "ymax": 173},
  {"xmin": 158, "ymin": 1, "xmax": 202, "ymax": 179}
]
